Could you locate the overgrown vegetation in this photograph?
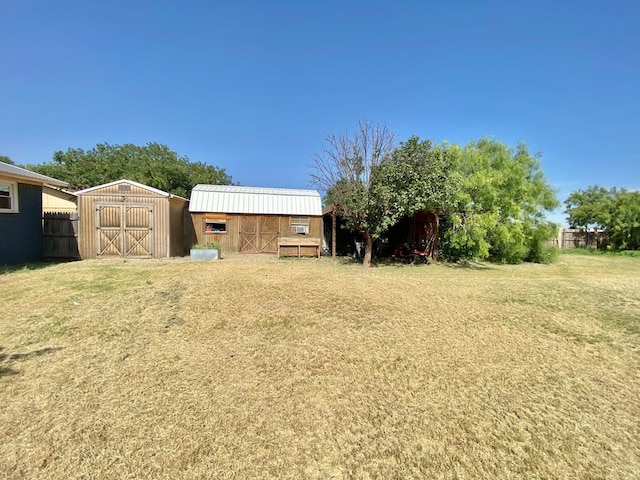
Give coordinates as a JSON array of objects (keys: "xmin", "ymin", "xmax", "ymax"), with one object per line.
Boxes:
[
  {"xmin": 312, "ymin": 124, "xmax": 458, "ymax": 267},
  {"xmin": 440, "ymin": 138, "xmax": 559, "ymax": 263},
  {"xmin": 312, "ymin": 123, "xmax": 559, "ymax": 266},
  {"xmin": 1, "ymin": 255, "xmax": 639, "ymax": 478}
]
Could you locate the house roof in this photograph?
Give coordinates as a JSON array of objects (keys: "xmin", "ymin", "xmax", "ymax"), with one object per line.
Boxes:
[
  {"xmin": 43, "ymin": 185, "xmax": 77, "ymax": 197},
  {"xmin": 0, "ymin": 162, "xmax": 68, "ymax": 187},
  {"xmin": 74, "ymin": 179, "xmax": 188, "ymax": 201},
  {"xmin": 189, "ymin": 184, "xmax": 323, "ymax": 215}
]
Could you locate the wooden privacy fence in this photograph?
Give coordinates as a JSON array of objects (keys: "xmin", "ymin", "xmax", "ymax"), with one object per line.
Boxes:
[
  {"xmin": 545, "ymin": 228, "xmax": 607, "ymax": 249},
  {"xmin": 43, "ymin": 212, "xmax": 80, "ymax": 259}
]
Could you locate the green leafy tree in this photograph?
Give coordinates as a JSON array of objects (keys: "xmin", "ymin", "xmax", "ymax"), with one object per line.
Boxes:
[
  {"xmin": 311, "ymin": 120, "xmax": 397, "ymax": 267},
  {"xmin": 609, "ymin": 190, "xmax": 640, "ymax": 250},
  {"xmin": 564, "ymin": 185, "xmax": 614, "ymax": 230},
  {"xmin": 441, "ymin": 138, "xmax": 559, "ymax": 263},
  {"xmin": 312, "ymin": 122, "xmax": 457, "ymax": 267},
  {"xmin": 27, "ymin": 143, "xmax": 232, "ymax": 197},
  {"xmin": 565, "ymin": 186, "xmax": 640, "ymax": 250},
  {"xmin": 0, "ymin": 155, "xmax": 15, "ymax": 165},
  {"xmin": 368, "ymin": 136, "xmax": 458, "ymax": 241}
]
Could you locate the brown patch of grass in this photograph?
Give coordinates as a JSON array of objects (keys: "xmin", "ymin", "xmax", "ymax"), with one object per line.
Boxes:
[{"xmin": 1, "ymin": 254, "xmax": 639, "ymax": 478}]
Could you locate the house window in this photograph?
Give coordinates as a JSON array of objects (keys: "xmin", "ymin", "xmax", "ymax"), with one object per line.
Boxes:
[
  {"xmin": 204, "ymin": 220, "xmax": 227, "ymax": 233},
  {"xmin": 290, "ymin": 216, "xmax": 309, "ymax": 235},
  {"xmin": 0, "ymin": 181, "xmax": 18, "ymax": 213}
]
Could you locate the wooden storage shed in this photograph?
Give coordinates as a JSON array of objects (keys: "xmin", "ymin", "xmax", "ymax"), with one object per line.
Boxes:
[
  {"xmin": 76, "ymin": 179, "xmax": 188, "ymax": 259},
  {"xmin": 189, "ymin": 185, "xmax": 323, "ymax": 256}
]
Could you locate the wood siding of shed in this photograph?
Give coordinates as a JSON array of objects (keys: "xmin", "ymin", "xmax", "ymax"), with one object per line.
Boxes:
[
  {"xmin": 190, "ymin": 213, "xmax": 322, "ymax": 254},
  {"xmin": 169, "ymin": 196, "xmax": 188, "ymax": 256},
  {"xmin": 77, "ymin": 183, "xmax": 185, "ymax": 259}
]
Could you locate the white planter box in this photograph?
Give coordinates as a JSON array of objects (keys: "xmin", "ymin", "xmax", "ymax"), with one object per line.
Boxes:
[{"xmin": 190, "ymin": 248, "xmax": 219, "ymax": 261}]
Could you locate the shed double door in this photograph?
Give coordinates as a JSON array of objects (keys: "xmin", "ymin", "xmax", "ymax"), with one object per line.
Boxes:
[
  {"xmin": 239, "ymin": 216, "xmax": 280, "ymax": 253},
  {"xmin": 96, "ymin": 204, "xmax": 154, "ymax": 258}
]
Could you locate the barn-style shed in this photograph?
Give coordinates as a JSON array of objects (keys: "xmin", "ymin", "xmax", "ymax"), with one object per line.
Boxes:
[
  {"xmin": 189, "ymin": 185, "xmax": 323, "ymax": 256},
  {"xmin": 76, "ymin": 179, "xmax": 188, "ymax": 259}
]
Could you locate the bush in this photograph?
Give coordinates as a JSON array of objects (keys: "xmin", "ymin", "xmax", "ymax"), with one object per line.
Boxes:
[
  {"xmin": 526, "ymin": 223, "xmax": 559, "ymax": 264},
  {"xmin": 440, "ymin": 216, "xmax": 559, "ymax": 264}
]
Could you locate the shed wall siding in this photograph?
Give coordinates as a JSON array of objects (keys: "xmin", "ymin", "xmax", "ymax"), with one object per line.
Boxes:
[
  {"xmin": 78, "ymin": 192, "xmax": 171, "ymax": 259},
  {"xmin": 191, "ymin": 213, "xmax": 322, "ymax": 255},
  {"xmin": 0, "ymin": 183, "xmax": 43, "ymax": 265},
  {"xmin": 169, "ymin": 197, "xmax": 187, "ymax": 256}
]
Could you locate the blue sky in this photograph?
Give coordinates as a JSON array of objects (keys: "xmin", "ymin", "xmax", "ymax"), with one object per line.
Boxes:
[{"xmin": 2, "ymin": 1, "xmax": 639, "ymax": 224}]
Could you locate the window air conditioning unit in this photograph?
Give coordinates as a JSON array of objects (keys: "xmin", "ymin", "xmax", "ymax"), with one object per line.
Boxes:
[{"xmin": 294, "ymin": 225, "xmax": 309, "ymax": 234}]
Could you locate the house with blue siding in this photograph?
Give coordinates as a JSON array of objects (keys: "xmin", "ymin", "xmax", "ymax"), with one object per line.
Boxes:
[{"xmin": 0, "ymin": 162, "xmax": 68, "ymax": 265}]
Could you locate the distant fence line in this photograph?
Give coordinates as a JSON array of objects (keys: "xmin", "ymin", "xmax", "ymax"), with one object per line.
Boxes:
[{"xmin": 545, "ymin": 228, "xmax": 607, "ymax": 249}]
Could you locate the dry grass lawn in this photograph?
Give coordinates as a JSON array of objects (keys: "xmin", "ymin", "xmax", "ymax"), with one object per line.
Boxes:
[{"xmin": 1, "ymin": 253, "xmax": 639, "ymax": 479}]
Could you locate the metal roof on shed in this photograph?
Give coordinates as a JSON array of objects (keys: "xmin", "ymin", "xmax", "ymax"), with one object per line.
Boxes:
[{"xmin": 189, "ymin": 184, "xmax": 323, "ymax": 215}]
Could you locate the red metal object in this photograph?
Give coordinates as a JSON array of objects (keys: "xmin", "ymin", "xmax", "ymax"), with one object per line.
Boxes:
[{"xmin": 392, "ymin": 242, "xmax": 431, "ymax": 264}]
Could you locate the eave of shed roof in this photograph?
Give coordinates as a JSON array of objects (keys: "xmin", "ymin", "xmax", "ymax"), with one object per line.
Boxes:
[{"xmin": 74, "ymin": 179, "xmax": 188, "ymax": 201}]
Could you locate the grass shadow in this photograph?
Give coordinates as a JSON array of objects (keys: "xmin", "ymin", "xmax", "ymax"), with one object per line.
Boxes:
[
  {"xmin": 440, "ymin": 259, "xmax": 496, "ymax": 270},
  {"xmin": 0, "ymin": 346, "xmax": 63, "ymax": 377},
  {"xmin": 330, "ymin": 256, "xmax": 365, "ymax": 266},
  {"xmin": 0, "ymin": 261, "xmax": 64, "ymax": 275},
  {"xmin": 0, "ymin": 348, "xmax": 18, "ymax": 377},
  {"xmin": 328, "ymin": 256, "xmax": 437, "ymax": 268},
  {"xmin": 373, "ymin": 258, "xmax": 431, "ymax": 268}
]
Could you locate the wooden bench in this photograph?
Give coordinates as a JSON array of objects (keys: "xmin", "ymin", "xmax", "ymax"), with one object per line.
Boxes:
[{"xmin": 277, "ymin": 237, "xmax": 321, "ymax": 259}]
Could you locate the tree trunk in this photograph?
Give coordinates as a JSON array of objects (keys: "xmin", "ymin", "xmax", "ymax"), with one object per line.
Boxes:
[
  {"xmin": 331, "ymin": 205, "xmax": 336, "ymax": 259},
  {"xmin": 362, "ymin": 231, "xmax": 374, "ymax": 268}
]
